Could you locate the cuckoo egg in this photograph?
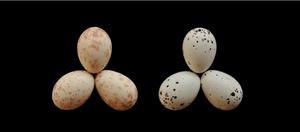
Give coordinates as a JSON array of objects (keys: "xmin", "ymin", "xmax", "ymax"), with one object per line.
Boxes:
[
  {"xmin": 52, "ymin": 70, "xmax": 94, "ymax": 110},
  {"xmin": 95, "ymin": 70, "xmax": 138, "ymax": 111},
  {"xmin": 201, "ymin": 70, "xmax": 243, "ymax": 111},
  {"xmin": 158, "ymin": 71, "xmax": 201, "ymax": 110},
  {"xmin": 77, "ymin": 27, "xmax": 112, "ymax": 74},
  {"xmin": 183, "ymin": 27, "xmax": 216, "ymax": 73}
]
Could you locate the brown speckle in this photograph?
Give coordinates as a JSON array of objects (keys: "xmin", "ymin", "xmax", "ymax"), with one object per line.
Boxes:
[{"xmin": 91, "ymin": 44, "xmax": 99, "ymax": 51}]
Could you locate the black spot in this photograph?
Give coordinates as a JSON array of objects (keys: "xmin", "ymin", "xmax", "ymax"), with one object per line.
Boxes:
[
  {"xmin": 193, "ymin": 45, "xmax": 195, "ymax": 47},
  {"xmin": 163, "ymin": 100, "xmax": 168, "ymax": 104},
  {"xmin": 180, "ymin": 103, "xmax": 184, "ymax": 106},
  {"xmin": 207, "ymin": 40, "xmax": 209, "ymax": 43},
  {"xmin": 239, "ymin": 97, "xmax": 241, "ymax": 100},
  {"xmin": 173, "ymin": 89, "xmax": 176, "ymax": 91},
  {"xmin": 166, "ymin": 85, "xmax": 169, "ymax": 88},
  {"xmin": 211, "ymin": 40, "xmax": 213, "ymax": 44},
  {"xmin": 187, "ymin": 37, "xmax": 189, "ymax": 40},
  {"xmin": 196, "ymin": 40, "xmax": 198, "ymax": 43},
  {"xmin": 172, "ymin": 107, "xmax": 176, "ymax": 110},
  {"xmin": 208, "ymin": 31, "xmax": 211, "ymax": 34},
  {"xmin": 226, "ymin": 98, "xmax": 229, "ymax": 100},
  {"xmin": 227, "ymin": 101, "xmax": 230, "ymax": 104},
  {"xmin": 209, "ymin": 48, "xmax": 212, "ymax": 51},
  {"xmin": 231, "ymin": 92, "xmax": 235, "ymax": 96},
  {"xmin": 165, "ymin": 93, "xmax": 169, "ymax": 97},
  {"xmin": 174, "ymin": 96, "xmax": 177, "ymax": 99},
  {"xmin": 176, "ymin": 81, "xmax": 179, "ymax": 84},
  {"xmin": 160, "ymin": 91, "xmax": 162, "ymax": 95}
]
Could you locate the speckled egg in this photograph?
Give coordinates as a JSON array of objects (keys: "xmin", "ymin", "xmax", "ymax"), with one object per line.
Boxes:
[
  {"xmin": 52, "ymin": 70, "xmax": 94, "ymax": 110},
  {"xmin": 201, "ymin": 70, "xmax": 243, "ymax": 111},
  {"xmin": 183, "ymin": 27, "xmax": 217, "ymax": 73},
  {"xmin": 158, "ymin": 71, "xmax": 201, "ymax": 110},
  {"xmin": 77, "ymin": 27, "xmax": 112, "ymax": 74},
  {"xmin": 95, "ymin": 70, "xmax": 138, "ymax": 111}
]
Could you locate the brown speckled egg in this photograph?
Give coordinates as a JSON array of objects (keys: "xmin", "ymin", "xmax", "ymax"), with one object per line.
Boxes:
[
  {"xmin": 95, "ymin": 70, "xmax": 138, "ymax": 111},
  {"xmin": 77, "ymin": 27, "xmax": 112, "ymax": 74},
  {"xmin": 52, "ymin": 70, "xmax": 94, "ymax": 110}
]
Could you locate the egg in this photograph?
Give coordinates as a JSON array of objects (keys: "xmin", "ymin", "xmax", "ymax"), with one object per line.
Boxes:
[
  {"xmin": 77, "ymin": 27, "xmax": 112, "ymax": 74},
  {"xmin": 95, "ymin": 70, "xmax": 138, "ymax": 111},
  {"xmin": 52, "ymin": 70, "xmax": 94, "ymax": 110},
  {"xmin": 158, "ymin": 71, "xmax": 201, "ymax": 110},
  {"xmin": 182, "ymin": 27, "xmax": 217, "ymax": 73},
  {"xmin": 201, "ymin": 70, "xmax": 243, "ymax": 111}
]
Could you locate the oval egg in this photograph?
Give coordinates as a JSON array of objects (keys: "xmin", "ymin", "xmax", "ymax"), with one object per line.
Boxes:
[
  {"xmin": 183, "ymin": 27, "xmax": 217, "ymax": 73},
  {"xmin": 77, "ymin": 27, "xmax": 112, "ymax": 74},
  {"xmin": 201, "ymin": 70, "xmax": 243, "ymax": 111},
  {"xmin": 52, "ymin": 70, "xmax": 94, "ymax": 110},
  {"xmin": 95, "ymin": 70, "xmax": 138, "ymax": 111},
  {"xmin": 158, "ymin": 71, "xmax": 201, "ymax": 110}
]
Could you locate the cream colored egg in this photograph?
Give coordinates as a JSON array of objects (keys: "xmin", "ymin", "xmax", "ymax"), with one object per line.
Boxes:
[
  {"xmin": 95, "ymin": 70, "xmax": 138, "ymax": 111},
  {"xmin": 52, "ymin": 70, "xmax": 94, "ymax": 110},
  {"xmin": 201, "ymin": 70, "xmax": 243, "ymax": 111},
  {"xmin": 183, "ymin": 27, "xmax": 217, "ymax": 73},
  {"xmin": 158, "ymin": 71, "xmax": 201, "ymax": 110},
  {"xmin": 77, "ymin": 27, "xmax": 112, "ymax": 74}
]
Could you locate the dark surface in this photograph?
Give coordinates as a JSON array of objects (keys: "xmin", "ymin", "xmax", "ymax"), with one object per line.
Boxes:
[{"xmin": 1, "ymin": 2, "xmax": 298, "ymax": 127}]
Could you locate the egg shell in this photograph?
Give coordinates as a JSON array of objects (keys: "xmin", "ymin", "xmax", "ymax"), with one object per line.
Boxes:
[
  {"xmin": 159, "ymin": 71, "xmax": 201, "ymax": 110},
  {"xmin": 201, "ymin": 70, "xmax": 243, "ymax": 111},
  {"xmin": 183, "ymin": 27, "xmax": 217, "ymax": 73},
  {"xmin": 52, "ymin": 70, "xmax": 94, "ymax": 110},
  {"xmin": 95, "ymin": 70, "xmax": 138, "ymax": 111},
  {"xmin": 77, "ymin": 27, "xmax": 112, "ymax": 74}
]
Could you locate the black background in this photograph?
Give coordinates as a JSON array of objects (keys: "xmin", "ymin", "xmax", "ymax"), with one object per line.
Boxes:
[{"xmin": 1, "ymin": 1, "xmax": 298, "ymax": 127}]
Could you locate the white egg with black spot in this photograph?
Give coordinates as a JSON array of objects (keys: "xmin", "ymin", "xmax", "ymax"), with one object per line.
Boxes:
[
  {"xmin": 158, "ymin": 71, "xmax": 201, "ymax": 110},
  {"xmin": 183, "ymin": 27, "xmax": 217, "ymax": 73},
  {"xmin": 201, "ymin": 70, "xmax": 243, "ymax": 111}
]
